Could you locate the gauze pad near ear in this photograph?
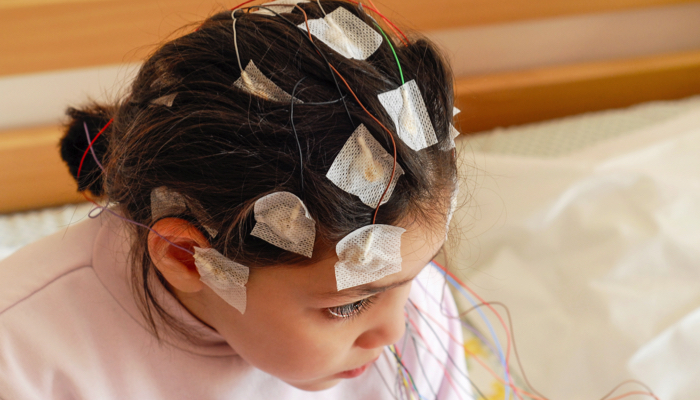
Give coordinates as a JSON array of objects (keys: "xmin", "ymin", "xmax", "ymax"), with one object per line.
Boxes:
[
  {"xmin": 151, "ymin": 186, "xmax": 187, "ymax": 220},
  {"xmin": 297, "ymin": 7, "xmax": 383, "ymax": 60},
  {"xmin": 335, "ymin": 224, "xmax": 406, "ymax": 291},
  {"xmin": 378, "ymin": 79, "xmax": 438, "ymax": 151},
  {"xmin": 326, "ymin": 124, "xmax": 404, "ymax": 208},
  {"xmin": 194, "ymin": 247, "xmax": 249, "ymax": 314},
  {"xmin": 250, "ymin": 192, "xmax": 316, "ymax": 258},
  {"xmin": 150, "ymin": 186, "xmax": 218, "ymax": 238},
  {"xmin": 252, "ymin": 0, "xmax": 309, "ymax": 15},
  {"xmin": 233, "ymin": 60, "xmax": 303, "ymax": 104}
]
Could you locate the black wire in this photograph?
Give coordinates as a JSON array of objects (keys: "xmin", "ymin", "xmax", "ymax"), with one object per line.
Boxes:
[
  {"xmin": 290, "ymin": 76, "xmax": 307, "ymax": 193},
  {"xmin": 238, "ymin": 5, "xmax": 355, "ymax": 126},
  {"xmin": 410, "ymin": 335, "xmax": 438, "ymax": 399}
]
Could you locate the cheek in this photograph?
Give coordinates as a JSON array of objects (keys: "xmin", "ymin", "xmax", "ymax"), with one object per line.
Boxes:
[{"xmin": 210, "ymin": 294, "xmax": 357, "ymax": 381}]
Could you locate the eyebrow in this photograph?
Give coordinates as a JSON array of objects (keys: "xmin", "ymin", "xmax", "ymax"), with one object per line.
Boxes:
[{"xmin": 320, "ymin": 247, "xmax": 443, "ymax": 299}]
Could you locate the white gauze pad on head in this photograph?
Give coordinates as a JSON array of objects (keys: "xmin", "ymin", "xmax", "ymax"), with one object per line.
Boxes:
[
  {"xmin": 150, "ymin": 93, "xmax": 178, "ymax": 107},
  {"xmin": 335, "ymin": 224, "xmax": 406, "ymax": 291},
  {"xmin": 326, "ymin": 124, "xmax": 404, "ymax": 208},
  {"xmin": 253, "ymin": 0, "xmax": 309, "ymax": 15},
  {"xmin": 441, "ymin": 106, "xmax": 461, "ymax": 150},
  {"xmin": 150, "ymin": 186, "xmax": 218, "ymax": 238},
  {"xmin": 151, "ymin": 186, "xmax": 187, "ymax": 220},
  {"xmin": 250, "ymin": 192, "xmax": 316, "ymax": 258},
  {"xmin": 233, "ymin": 60, "xmax": 303, "ymax": 103},
  {"xmin": 297, "ymin": 7, "xmax": 383, "ymax": 60},
  {"xmin": 378, "ymin": 79, "xmax": 438, "ymax": 151},
  {"xmin": 194, "ymin": 247, "xmax": 249, "ymax": 314}
]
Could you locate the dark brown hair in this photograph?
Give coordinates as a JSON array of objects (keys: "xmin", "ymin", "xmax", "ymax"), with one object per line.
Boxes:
[{"xmin": 61, "ymin": 0, "xmax": 457, "ymax": 340}]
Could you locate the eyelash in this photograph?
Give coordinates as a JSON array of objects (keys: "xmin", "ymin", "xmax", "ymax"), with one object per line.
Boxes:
[{"xmin": 327, "ymin": 296, "xmax": 375, "ymax": 320}]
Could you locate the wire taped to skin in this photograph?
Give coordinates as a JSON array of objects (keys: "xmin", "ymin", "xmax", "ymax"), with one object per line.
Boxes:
[
  {"xmin": 194, "ymin": 247, "xmax": 249, "ymax": 314},
  {"xmin": 335, "ymin": 224, "xmax": 405, "ymax": 290},
  {"xmin": 378, "ymin": 79, "xmax": 438, "ymax": 151},
  {"xmin": 326, "ymin": 124, "xmax": 404, "ymax": 208},
  {"xmin": 250, "ymin": 191, "xmax": 316, "ymax": 257},
  {"xmin": 297, "ymin": 6, "xmax": 383, "ymax": 60}
]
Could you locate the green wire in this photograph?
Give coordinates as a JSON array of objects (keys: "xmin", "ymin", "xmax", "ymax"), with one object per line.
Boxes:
[{"xmin": 375, "ymin": 23, "xmax": 404, "ymax": 85}]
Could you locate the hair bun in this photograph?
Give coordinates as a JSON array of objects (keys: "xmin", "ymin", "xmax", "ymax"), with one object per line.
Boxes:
[{"xmin": 60, "ymin": 104, "xmax": 114, "ymax": 197}]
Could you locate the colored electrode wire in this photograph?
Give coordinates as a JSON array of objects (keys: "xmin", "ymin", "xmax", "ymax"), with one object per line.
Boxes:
[
  {"xmin": 290, "ymin": 3, "xmax": 399, "ymax": 223},
  {"xmin": 77, "ymin": 118, "xmax": 112, "ymax": 179},
  {"xmin": 457, "ymin": 301, "xmax": 549, "ymax": 400},
  {"xmin": 290, "ymin": 77, "xmax": 308, "ymax": 192},
  {"xmin": 405, "ymin": 314, "xmax": 473, "ymax": 399},
  {"xmin": 431, "ymin": 263, "xmax": 514, "ymax": 400},
  {"xmin": 83, "ymin": 122, "xmax": 104, "ymax": 172},
  {"xmin": 375, "ymin": 23, "xmax": 405, "ymax": 85}
]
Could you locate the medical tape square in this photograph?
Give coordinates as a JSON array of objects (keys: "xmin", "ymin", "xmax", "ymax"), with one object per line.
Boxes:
[
  {"xmin": 252, "ymin": 0, "xmax": 309, "ymax": 15},
  {"xmin": 326, "ymin": 124, "xmax": 404, "ymax": 208},
  {"xmin": 233, "ymin": 60, "xmax": 303, "ymax": 104},
  {"xmin": 194, "ymin": 247, "xmax": 249, "ymax": 314},
  {"xmin": 250, "ymin": 192, "xmax": 316, "ymax": 258},
  {"xmin": 297, "ymin": 7, "xmax": 383, "ymax": 60},
  {"xmin": 334, "ymin": 224, "xmax": 406, "ymax": 291},
  {"xmin": 378, "ymin": 79, "xmax": 438, "ymax": 151}
]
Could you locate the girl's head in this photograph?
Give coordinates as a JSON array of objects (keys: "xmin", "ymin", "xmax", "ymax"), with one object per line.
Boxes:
[{"xmin": 61, "ymin": 0, "xmax": 457, "ymax": 391}]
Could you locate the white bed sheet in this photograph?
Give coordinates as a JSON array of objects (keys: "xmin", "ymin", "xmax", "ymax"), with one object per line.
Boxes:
[{"xmin": 449, "ymin": 100, "xmax": 700, "ymax": 399}]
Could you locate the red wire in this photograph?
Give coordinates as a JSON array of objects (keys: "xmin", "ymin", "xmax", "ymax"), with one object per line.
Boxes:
[
  {"xmin": 231, "ymin": 0, "xmax": 256, "ymax": 11},
  {"xmin": 431, "ymin": 260, "xmax": 514, "ymax": 375},
  {"xmin": 346, "ymin": 0, "xmax": 409, "ymax": 44},
  {"xmin": 77, "ymin": 118, "xmax": 113, "ymax": 180}
]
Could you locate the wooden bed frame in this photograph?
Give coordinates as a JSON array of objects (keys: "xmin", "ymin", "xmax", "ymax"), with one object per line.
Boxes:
[{"xmin": 1, "ymin": 0, "xmax": 699, "ymax": 213}]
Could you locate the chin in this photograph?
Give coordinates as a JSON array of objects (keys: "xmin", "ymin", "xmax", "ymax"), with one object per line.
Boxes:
[{"xmin": 286, "ymin": 377, "xmax": 342, "ymax": 392}]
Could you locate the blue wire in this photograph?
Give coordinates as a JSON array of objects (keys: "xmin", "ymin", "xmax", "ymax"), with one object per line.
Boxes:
[{"xmin": 430, "ymin": 263, "xmax": 513, "ymax": 400}]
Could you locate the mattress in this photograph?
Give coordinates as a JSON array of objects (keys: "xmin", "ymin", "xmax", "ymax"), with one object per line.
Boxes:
[{"xmin": 450, "ymin": 95, "xmax": 700, "ymax": 400}]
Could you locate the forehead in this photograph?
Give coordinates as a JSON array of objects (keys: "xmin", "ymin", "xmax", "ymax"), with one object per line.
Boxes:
[{"xmin": 248, "ymin": 222, "xmax": 445, "ymax": 302}]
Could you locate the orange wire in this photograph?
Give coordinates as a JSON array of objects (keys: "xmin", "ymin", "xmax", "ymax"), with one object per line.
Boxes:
[
  {"xmin": 605, "ymin": 392, "xmax": 660, "ymax": 400},
  {"xmin": 296, "ymin": 5, "xmax": 398, "ymax": 224},
  {"xmin": 411, "ymin": 301, "xmax": 536, "ymax": 400},
  {"xmin": 346, "ymin": 0, "xmax": 409, "ymax": 45},
  {"xmin": 432, "ymin": 260, "xmax": 514, "ymax": 368}
]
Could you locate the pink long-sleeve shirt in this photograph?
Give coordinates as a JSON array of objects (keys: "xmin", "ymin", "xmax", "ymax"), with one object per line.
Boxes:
[{"xmin": 0, "ymin": 212, "xmax": 471, "ymax": 399}]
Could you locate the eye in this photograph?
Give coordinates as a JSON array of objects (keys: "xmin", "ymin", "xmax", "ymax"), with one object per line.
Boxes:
[{"xmin": 327, "ymin": 297, "xmax": 375, "ymax": 320}]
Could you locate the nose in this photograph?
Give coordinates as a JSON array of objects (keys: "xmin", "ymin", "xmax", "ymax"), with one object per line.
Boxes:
[{"xmin": 354, "ymin": 304, "xmax": 406, "ymax": 350}]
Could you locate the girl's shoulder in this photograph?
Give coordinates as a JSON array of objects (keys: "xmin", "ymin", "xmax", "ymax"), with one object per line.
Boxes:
[{"xmin": 0, "ymin": 215, "xmax": 101, "ymax": 315}]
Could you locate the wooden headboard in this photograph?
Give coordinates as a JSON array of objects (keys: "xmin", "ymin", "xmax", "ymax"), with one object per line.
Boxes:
[{"xmin": 1, "ymin": 0, "xmax": 699, "ymax": 212}]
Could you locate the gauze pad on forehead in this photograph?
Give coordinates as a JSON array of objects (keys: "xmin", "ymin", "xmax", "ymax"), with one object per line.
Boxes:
[
  {"xmin": 252, "ymin": 0, "xmax": 309, "ymax": 15},
  {"xmin": 335, "ymin": 224, "xmax": 406, "ymax": 291},
  {"xmin": 378, "ymin": 80, "xmax": 438, "ymax": 151},
  {"xmin": 194, "ymin": 247, "xmax": 249, "ymax": 314},
  {"xmin": 250, "ymin": 192, "xmax": 316, "ymax": 258},
  {"xmin": 233, "ymin": 60, "xmax": 303, "ymax": 104},
  {"xmin": 297, "ymin": 7, "xmax": 383, "ymax": 60},
  {"xmin": 326, "ymin": 124, "xmax": 404, "ymax": 208}
]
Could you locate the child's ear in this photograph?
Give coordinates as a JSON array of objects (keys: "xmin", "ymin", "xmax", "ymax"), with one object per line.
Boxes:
[{"xmin": 147, "ymin": 218, "xmax": 210, "ymax": 293}]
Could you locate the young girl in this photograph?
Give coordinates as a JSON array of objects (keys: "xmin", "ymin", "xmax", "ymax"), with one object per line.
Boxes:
[{"xmin": 0, "ymin": 1, "xmax": 470, "ymax": 398}]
